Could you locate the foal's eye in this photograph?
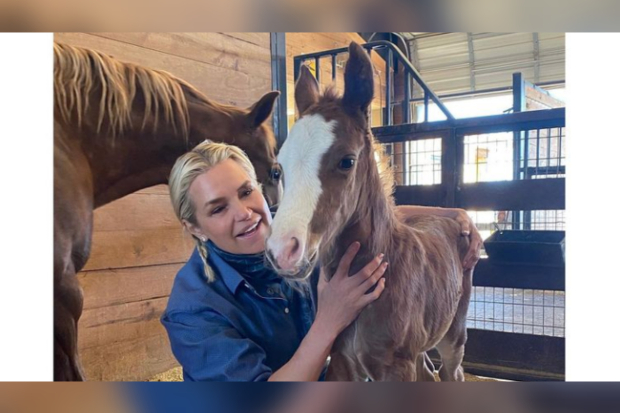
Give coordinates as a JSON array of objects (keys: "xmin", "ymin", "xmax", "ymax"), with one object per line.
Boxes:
[
  {"xmin": 339, "ymin": 157, "xmax": 356, "ymax": 170},
  {"xmin": 270, "ymin": 164, "xmax": 282, "ymax": 181}
]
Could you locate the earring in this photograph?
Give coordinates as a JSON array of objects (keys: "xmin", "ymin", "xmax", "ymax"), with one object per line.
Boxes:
[{"xmin": 201, "ymin": 237, "xmax": 206, "ymax": 242}]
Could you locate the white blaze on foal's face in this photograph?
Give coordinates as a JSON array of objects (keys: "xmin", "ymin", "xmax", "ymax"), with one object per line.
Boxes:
[{"xmin": 266, "ymin": 114, "xmax": 336, "ymax": 272}]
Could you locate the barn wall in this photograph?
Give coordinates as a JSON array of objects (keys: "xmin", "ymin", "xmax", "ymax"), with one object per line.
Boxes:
[
  {"xmin": 55, "ymin": 32, "xmax": 272, "ymax": 381},
  {"xmin": 55, "ymin": 32, "xmax": 376, "ymax": 381}
]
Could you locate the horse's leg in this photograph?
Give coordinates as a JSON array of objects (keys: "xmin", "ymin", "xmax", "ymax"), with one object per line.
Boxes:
[
  {"xmin": 53, "ymin": 172, "xmax": 92, "ymax": 380},
  {"xmin": 54, "ymin": 263, "xmax": 85, "ymax": 381},
  {"xmin": 436, "ymin": 268, "xmax": 473, "ymax": 382}
]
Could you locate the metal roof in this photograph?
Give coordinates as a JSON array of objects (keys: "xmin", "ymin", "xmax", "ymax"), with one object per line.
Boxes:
[{"xmin": 399, "ymin": 33, "xmax": 565, "ymax": 98}]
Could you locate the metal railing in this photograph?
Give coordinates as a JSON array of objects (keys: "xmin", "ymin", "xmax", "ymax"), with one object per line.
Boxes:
[{"xmin": 293, "ymin": 40, "xmax": 455, "ymax": 125}]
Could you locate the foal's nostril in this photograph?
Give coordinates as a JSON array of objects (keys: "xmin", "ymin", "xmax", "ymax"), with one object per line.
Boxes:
[{"xmin": 290, "ymin": 237, "xmax": 300, "ymax": 256}]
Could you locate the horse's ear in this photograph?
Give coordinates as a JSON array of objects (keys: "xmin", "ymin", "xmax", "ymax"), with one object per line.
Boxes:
[
  {"xmin": 295, "ymin": 65, "xmax": 320, "ymax": 115},
  {"xmin": 343, "ymin": 42, "xmax": 374, "ymax": 115},
  {"xmin": 247, "ymin": 91, "xmax": 280, "ymax": 128}
]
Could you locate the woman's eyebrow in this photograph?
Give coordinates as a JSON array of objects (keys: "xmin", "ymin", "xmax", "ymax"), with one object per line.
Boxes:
[{"xmin": 237, "ymin": 181, "xmax": 252, "ymax": 191}]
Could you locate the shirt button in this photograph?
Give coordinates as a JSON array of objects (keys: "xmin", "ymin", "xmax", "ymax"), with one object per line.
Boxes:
[{"xmin": 284, "ymin": 307, "xmax": 290, "ymax": 314}]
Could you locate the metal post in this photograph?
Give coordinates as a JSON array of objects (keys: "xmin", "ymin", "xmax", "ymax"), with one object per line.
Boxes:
[
  {"xmin": 403, "ymin": 71, "xmax": 411, "ymax": 124},
  {"xmin": 513, "ymin": 72, "xmax": 527, "ymax": 230},
  {"xmin": 331, "ymin": 54, "xmax": 337, "ymax": 82},
  {"xmin": 270, "ymin": 33, "xmax": 288, "ymax": 148},
  {"xmin": 315, "ymin": 57, "xmax": 320, "ymax": 84},
  {"xmin": 385, "ymin": 48, "xmax": 393, "ymax": 126}
]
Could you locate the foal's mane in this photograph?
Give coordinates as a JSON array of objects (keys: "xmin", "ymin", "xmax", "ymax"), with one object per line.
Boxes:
[{"xmin": 53, "ymin": 43, "xmax": 243, "ymax": 140}]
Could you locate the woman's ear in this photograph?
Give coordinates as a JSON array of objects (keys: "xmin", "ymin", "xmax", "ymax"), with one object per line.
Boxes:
[{"xmin": 182, "ymin": 219, "xmax": 206, "ymax": 242}]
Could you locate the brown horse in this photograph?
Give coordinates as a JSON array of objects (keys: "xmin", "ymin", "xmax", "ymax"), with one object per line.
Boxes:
[
  {"xmin": 266, "ymin": 42, "xmax": 473, "ymax": 381},
  {"xmin": 54, "ymin": 42, "xmax": 282, "ymax": 381}
]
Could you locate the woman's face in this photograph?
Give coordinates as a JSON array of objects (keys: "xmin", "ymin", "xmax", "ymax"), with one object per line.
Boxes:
[{"xmin": 184, "ymin": 158, "xmax": 272, "ymax": 254}]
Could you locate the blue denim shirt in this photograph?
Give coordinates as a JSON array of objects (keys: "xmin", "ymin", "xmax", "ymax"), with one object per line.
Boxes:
[{"xmin": 161, "ymin": 242, "xmax": 319, "ymax": 381}]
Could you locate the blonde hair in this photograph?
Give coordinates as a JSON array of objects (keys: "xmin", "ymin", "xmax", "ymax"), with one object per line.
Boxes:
[{"xmin": 169, "ymin": 140, "xmax": 260, "ymax": 282}]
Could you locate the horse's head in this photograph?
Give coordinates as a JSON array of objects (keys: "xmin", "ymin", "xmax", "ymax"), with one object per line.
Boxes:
[
  {"xmin": 188, "ymin": 90, "xmax": 283, "ymax": 208},
  {"xmin": 266, "ymin": 42, "xmax": 375, "ymax": 279}
]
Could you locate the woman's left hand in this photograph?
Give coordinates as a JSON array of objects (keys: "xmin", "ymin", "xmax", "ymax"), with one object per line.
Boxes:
[{"xmin": 453, "ymin": 209, "xmax": 483, "ymax": 270}]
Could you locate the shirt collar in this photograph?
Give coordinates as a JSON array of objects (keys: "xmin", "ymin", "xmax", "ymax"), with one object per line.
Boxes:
[{"xmin": 205, "ymin": 242, "xmax": 248, "ymax": 295}]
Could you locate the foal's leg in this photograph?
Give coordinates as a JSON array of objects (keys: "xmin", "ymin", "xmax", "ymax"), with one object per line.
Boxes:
[
  {"xmin": 436, "ymin": 268, "xmax": 473, "ymax": 382},
  {"xmin": 326, "ymin": 352, "xmax": 364, "ymax": 381},
  {"xmin": 416, "ymin": 352, "xmax": 437, "ymax": 382}
]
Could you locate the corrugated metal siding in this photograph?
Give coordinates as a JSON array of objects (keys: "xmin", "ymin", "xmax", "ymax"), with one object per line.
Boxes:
[{"xmin": 402, "ymin": 33, "xmax": 565, "ymax": 97}]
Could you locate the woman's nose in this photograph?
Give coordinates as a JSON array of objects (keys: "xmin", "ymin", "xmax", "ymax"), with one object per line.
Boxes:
[{"xmin": 233, "ymin": 201, "xmax": 252, "ymax": 221}]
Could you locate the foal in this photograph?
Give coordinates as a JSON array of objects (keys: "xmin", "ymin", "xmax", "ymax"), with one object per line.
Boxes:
[{"xmin": 266, "ymin": 42, "xmax": 472, "ymax": 381}]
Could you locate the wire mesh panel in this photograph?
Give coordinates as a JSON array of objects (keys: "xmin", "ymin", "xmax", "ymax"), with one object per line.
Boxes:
[
  {"xmin": 524, "ymin": 127, "xmax": 566, "ymax": 179},
  {"xmin": 405, "ymin": 138, "xmax": 442, "ymax": 185},
  {"xmin": 467, "ymin": 286, "xmax": 565, "ymax": 337},
  {"xmin": 463, "ymin": 126, "xmax": 566, "ymax": 183},
  {"xmin": 463, "ymin": 133, "xmax": 514, "ymax": 183},
  {"xmin": 380, "ymin": 138, "xmax": 442, "ymax": 186}
]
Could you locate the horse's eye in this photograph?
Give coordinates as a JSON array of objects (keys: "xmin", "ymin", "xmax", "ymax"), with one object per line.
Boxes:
[
  {"xmin": 270, "ymin": 165, "xmax": 282, "ymax": 180},
  {"xmin": 339, "ymin": 157, "xmax": 356, "ymax": 170}
]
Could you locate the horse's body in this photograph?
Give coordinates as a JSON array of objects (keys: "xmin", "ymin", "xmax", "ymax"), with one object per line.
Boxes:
[
  {"xmin": 266, "ymin": 42, "xmax": 473, "ymax": 381},
  {"xmin": 54, "ymin": 43, "xmax": 282, "ymax": 380}
]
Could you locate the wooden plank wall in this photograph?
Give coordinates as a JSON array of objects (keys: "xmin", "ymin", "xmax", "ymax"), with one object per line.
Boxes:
[
  {"xmin": 55, "ymin": 32, "xmax": 272, "ymax": 381},
  {"xmin": 55, "ymin": 32, "xmax": 378, "ymax": 381}
]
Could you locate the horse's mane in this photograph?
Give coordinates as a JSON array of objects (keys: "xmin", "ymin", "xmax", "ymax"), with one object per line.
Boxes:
[
  {"xmin": 53, "ymin": 43, "xmax": 241, "ymax": 139},
  {"xmin": 321, "ymin": 85, "xmax": 396, "ymax": 199}
]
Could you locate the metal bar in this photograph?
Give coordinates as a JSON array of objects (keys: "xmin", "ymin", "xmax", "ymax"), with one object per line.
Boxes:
[
  {"xmin": 457, "ymin": 179, "xmax": 566, "ymax": 211},
  {"xmin": 292, "ymin": 41, "xmax": 455, "ymax": 121},
  {"xmin": 513, "ymin": 72, "xmax": 526, "ymax": 229},
  {"xmin": 385, "ymin": 48, "xmax": 393, "ymax": 126},
  {"xmin": 450, "ymin": 330, "xmax": 564, "ymax": 381},
  {"xmin": 536, "ymin": 127, "xmax": 541, "ymax": 176},
  {"xmin": 442, "ymin": 130, "xmax": 458, "ymax": 207},
  {"xmin": 408, "ymin": 81, "xmax": 565, "ymax": 103},
  {"xmin": 403, "ymin": 71, "xmax": 411, "ymax": 123},
  {"xmin": 314, "ymin": 57, "xmax": 320, "ymax": 83},
  {"xmin": 372, "ymin": 108, "xmax": 565, "ymax": 140},
  {"xmin": 293, "ymin": 57, "xmax": 302, "ymax": 82},
  {"xmin": 558, "ymin": 127, "xmax": 563, "ymax": 173},
  {"xmin": 331, "ymin": 54, "xmax": 337, "ymax": 82},
  {"xmin": 270, "ymin": 33, "xmax": 288, "ymax": 148},
  {"xmin": 424, "ymin": 92, "xmax": 429, "ymax": 123},
  {"xmin": 473, "ymin": 259, "xmax": 565, "ymax": 290}
]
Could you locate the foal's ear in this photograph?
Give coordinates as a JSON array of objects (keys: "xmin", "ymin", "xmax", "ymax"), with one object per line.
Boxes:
[
  {"xmin": 295, "ymin": 65, "xmax": 320, "ymax": 115},
  {"xmin": 247, "ymin": 91, "xmax": 280, "ymax": 128},
  {"xmin": 343, "ymin": 42, "xmax": 374, "ymax": 115}
]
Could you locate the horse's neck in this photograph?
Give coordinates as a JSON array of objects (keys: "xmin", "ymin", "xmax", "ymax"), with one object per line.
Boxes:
[
  {"xmin": 323, "ymin": 153, "xmax": 398, "ymax": 278},
  {"xmin": 79, "ymin": 94, "xmax": 237, "ymax": 207}
]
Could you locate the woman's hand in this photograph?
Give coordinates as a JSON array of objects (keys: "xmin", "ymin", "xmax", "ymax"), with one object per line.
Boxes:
[
  {"xmin": 453, "ymin": 209, "xmax": 483, "ymax": 270},
  {"xmin": 315, "ymin": 242, "xmax": 387, "ymax": 339}
]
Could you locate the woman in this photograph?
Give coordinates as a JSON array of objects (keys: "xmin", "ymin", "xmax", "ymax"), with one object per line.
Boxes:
[{"xmin": 162, "ymin": 140, "xmax": 481, "ymax": 381}]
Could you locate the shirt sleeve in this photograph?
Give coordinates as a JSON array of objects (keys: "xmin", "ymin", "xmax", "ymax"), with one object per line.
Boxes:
[{"xmin": 161, "ymin": 309, "xmax": 273, "ymax": 382}]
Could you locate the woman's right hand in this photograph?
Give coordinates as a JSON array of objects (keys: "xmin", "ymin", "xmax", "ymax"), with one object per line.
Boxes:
[{"xmin": 315, "ymin": 242, "xmax": 387, "ymax": 339}]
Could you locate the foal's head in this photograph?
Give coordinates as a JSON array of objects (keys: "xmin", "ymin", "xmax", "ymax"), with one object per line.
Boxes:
[{"xmin": 266, "ymin": 42, "xmax": 376, "ymax": 279}]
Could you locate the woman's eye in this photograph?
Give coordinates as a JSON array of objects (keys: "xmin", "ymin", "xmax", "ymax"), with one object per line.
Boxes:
[
  {"xmin": 211, "ymin": 206, "xmax": 225, "ymax": 215},
  {"xmin": 242, "ymin": 188, "xmax": 253, "ymax": 197},
  {"xmin": 339, "ymin": 157, "xmax": 356, "ymax": 170}
]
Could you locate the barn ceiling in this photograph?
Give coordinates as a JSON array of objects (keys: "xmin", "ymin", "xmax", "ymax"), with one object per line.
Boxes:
[{"xmin": 398, "ymin": 33, "xmax": 565, "ymax": 98}]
